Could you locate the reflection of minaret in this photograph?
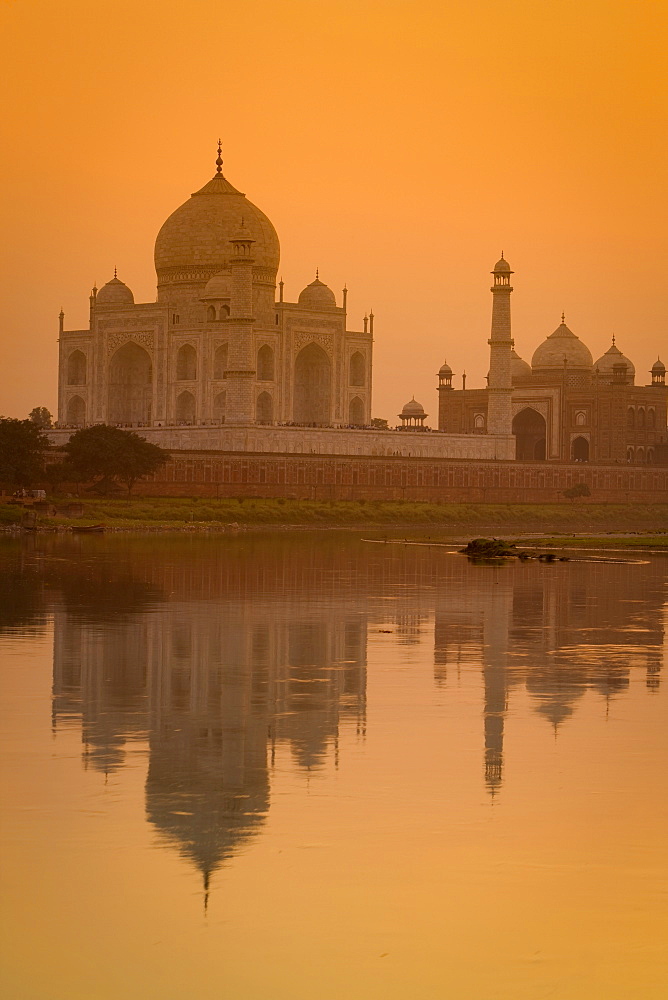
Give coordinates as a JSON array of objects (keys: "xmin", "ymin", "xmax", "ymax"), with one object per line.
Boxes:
[{"xmin": 482, "ymin": 586, "xmax": 512, "ymax": 795}]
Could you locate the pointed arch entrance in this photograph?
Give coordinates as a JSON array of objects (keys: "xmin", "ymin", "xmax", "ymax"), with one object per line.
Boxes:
[
  {"xmin": 571, "ymin": 436, "xmax": 589, "ymax": 461},
  {"xmin": 293, "ymin": 343, "xmax": 331, "ymax": 425},
  {"xmin": 108, "ymin": 342, "xmax": 152, "ymax": 424},
  {"xmin": 512, "ymin": 407, "xmax": 546, "ymax": 460}
]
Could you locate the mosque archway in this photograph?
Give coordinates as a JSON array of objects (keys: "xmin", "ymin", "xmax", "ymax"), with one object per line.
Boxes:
[
  {"xmin": 256, "ymin": 391, "xmax": 273, "ymax": 423},
  {"xmin": 176, "ymin": 344, "xmax": 197, "ymax": 381},
  {"xmin": 257, "ymin": 345, "xmax": 274, "ymax": 381},
  {"xmin": 67, "ymin": 350, "xmax": 87, "ymax": 385},
  {"xmin": 349, "ymin": 396, "xmax": 364, "ymax": 426},
  {"xmin": 293, "ymin": 343, "xmax": 331, "ymax": 425},
  {"xmin": 571, "ymin": 436, "xmax": 589, "ymax": 462},
  {"xmin": 108, "ymin": 342, "xmax": 152, "ymax": 425},
  {"xmin": 213, "ymin": 391, "xmax": 226, "ymax": 423},
  {"xmin": 66, "ymin": 395, "xmax": 86, "ymax": 425},
  {"xmin": 176, "ymin": 391, "xmax": 196, "ymax": 424},
  {"xmin": 512, "ymin": 407, "xmax": 546, "ymax": 461}
]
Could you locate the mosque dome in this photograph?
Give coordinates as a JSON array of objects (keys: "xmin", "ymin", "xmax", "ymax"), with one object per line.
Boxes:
[
  {"xmin": 438, "ymin": 360, "xmax": 453, "ymax": 375},
  {"xmin": 652, "ymin": 357, "xmax": 666, "ymax": 373},
  {"xmin": 510, "ymin": 348, "xmax": 532, "ymax": 384},
  {"xmin": 400, "ymin": 397, "xmax": 426, "ymax": 416},
  {"xmin": 96, "ymin": 275, "xmax": 134, "ymax": 306},
  {"xmin": 298, "ymin": 275, "xmax": 337, "ymax": 308},
  {"xmin": 154, "ymin": 153, "xmax": 280, "ymax": 291},
  {"xmin": 201, "ymin": 271, "xmax": 231, "ymax": 299},
  {"xmin": 531, "ymin": 316, "xmax": 593, "ymax": 372},
  {"xmin": 593, "ymin": 340, "xmax": 635, "ymax": 380}
]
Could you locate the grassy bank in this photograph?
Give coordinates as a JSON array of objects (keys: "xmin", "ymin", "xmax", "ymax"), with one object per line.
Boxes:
[{"xmin": 1, "ymin": 497, "xmax": 666, "ymax": 533}]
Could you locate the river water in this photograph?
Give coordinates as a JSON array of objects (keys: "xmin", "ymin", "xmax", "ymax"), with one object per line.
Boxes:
[{"xmin": 0, "ymin": 533, "xmax": 666, "ymax": 999}]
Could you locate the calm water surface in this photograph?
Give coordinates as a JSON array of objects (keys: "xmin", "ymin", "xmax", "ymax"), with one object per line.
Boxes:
[{"xmin": 0, "ymin": 533, "xmax": 666, "ymax": 1000}]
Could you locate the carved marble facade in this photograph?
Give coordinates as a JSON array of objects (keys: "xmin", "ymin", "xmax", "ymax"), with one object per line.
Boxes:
[{"xmin": 57, "ymin": 152, "xmax": 373, "ymax": 430}]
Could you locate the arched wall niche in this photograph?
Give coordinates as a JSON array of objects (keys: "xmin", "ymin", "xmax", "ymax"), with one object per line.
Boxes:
[
  {"xmin": 293, "ymin": 343, "xmax": 331, "ymax": 425},
  {"xmin": 66, "ymin": 395, "xmax": 85, "ymax": 425},
  {"xmin": 67, "ymin": 350, "xmax": 87, "ymax": 386},
  {"xmin": 349, "ymin": 396, "xmax": 364, "ymax": 425},
  {"xmin": 176, "ymin": 390, "xmax": 196, "ymax": 424},
  {"xmin": 213, "ymin": 391, "xmax": 226, "ymax": 423},
  {"xmin": 257, "ymin": 345, "xmax": 274, "ymax": 381},
  {"xmin": 256, "ymin": 391, "xmax": 273, "ymax": 423},
  {"xmin": 108, "ymin": 342, "xmax": 152, "ymax": 425},
  {"xmin": 176, "ymin": 344, "xmax": 197, "ymax": 381},
  {"xmin": 350, "ymin": 352, "xmax": 365, "ymax": 387},
  {"xmin": 213, "ymin": 344, "xmax": 228, "ymax": 380}
]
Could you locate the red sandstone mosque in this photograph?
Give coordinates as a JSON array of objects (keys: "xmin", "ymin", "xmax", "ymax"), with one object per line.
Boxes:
[{"xmin": 436, "ymin": 256, "xmax": 667, "ymax": 465}]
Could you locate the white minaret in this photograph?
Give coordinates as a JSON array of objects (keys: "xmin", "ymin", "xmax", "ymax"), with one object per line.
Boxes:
[{"xmin": 487, "ymin": 254, "xmax": 514, "ymax": 438}]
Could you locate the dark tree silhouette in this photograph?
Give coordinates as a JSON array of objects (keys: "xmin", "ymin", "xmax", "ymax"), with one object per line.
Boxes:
[
  {"xmin": 0, "ymin": 417, "xmax": 50, "ymax": 486},
  {"xmin": 65, "ymin": 425, "xmax": 169, "ymax": 495}
]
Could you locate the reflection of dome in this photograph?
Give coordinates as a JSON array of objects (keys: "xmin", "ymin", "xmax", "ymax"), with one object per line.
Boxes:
[
  {"xmin": 298, "ymin": 276, "xmax": 336, "ymax": 308},
  {"xmin": 154, "ymin": 166, "xmax": 280, "ymax": 288},
  {"xmin": 201, "ymin": 271, "xmax": 231, "ymax": 299},
  {"xmin": 401, "ymin": 397, "xmax": 426, "ymax": 416},
  {"xmin": 594, "ymin": 340, "xmax": 635, "ymax": 381},
  {"xmin": 510, "ymin": 348, "xmax": 532, "ymax": 384},
  {"xmin": 96, "ymin": 276, "xmax": 134, "ymax": 306},
  {"xmin": 531, "ymin": 317, "xmax": 593, "ymax": 371}
]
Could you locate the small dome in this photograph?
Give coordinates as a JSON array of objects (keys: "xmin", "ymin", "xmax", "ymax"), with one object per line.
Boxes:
[
  {"xmin": 401, "ymin": 397, "xmax": 426, "ymax": 415},
  {"xmin": 593, "ymin": 340, "xmax": 635, "ymax": 380},
  {"xmin": 652, "ymin": 357, "xmax": 666, "ymax": 372},
  {"xmin": 201, "ymin": 271, "xmax": 231, "ymax": 300},
  {"xmin": 493, "ymin": 256, "xmax": 511, "ymax": 272},
  {"xmin": 439, "ymin": 360, "xmax": 452, "ymax": 375},
  {"xmin": 531, "ymin": 317, "xmax": 593, "ymax": 371},
  {"xmin": 298, "ymin": 276, "xmax": 336, "ymax": 308},
  {"xmin": 96, "ymin": 276, "xmax": 134, "ymax": 306},
  {"xmin": 510, "ymin": 348, "xmax": 532, "ymax": 384}
]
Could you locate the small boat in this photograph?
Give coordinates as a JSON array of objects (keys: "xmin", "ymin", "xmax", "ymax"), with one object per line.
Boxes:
[{"xmin": 71, "ymin": 524, "xmax": 106, "ymax": 534}]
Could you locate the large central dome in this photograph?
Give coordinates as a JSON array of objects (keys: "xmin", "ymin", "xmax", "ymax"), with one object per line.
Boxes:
[{"xmin": 154, "ymin": 165, "xmax": 280, "ymax": 297}]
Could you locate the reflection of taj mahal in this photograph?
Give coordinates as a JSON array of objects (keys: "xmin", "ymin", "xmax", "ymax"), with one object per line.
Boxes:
[{"xmin": 57, "ymin": 142, "xmax": 373, "ymax": 431}]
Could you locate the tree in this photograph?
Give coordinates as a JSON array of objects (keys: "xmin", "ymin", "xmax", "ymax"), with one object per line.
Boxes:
[
  {"xmin": 28, "ymin": 406, "xmax": 53, "ymax": 429},
  {"xmin": 0, "ymin": 417, "xmax": 50, "ymax": 487},
  {"xmin": 562, "ymin": 482, "xmax": 591, "ymax": 501},
  {"xmin": 65, "ymin": 425, "xmax": 169, "ymax": 495},
  {"xmin": 371, "ymin": 417, "xmax": 389, "ymax": 430}
]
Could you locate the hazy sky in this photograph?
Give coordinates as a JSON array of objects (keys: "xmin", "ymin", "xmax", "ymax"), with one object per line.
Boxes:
[{"xmin": 1, "ymin": 0, "xmax": 666, "ymax": 421}]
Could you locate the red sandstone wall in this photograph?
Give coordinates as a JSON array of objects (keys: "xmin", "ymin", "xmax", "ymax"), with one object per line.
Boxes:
[{"xmin": 130, "ymin": 451, "xmax": 668, "ymax": 503}]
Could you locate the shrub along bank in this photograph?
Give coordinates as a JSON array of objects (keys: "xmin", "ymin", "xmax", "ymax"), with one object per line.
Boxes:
[{"xmin": 0, "ymin": 497, "xmax": 666, "ymax": 533}]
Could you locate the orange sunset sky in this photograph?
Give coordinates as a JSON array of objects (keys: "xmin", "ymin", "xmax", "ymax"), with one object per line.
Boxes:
[{"xmin": 1, "ymin": 0, "xmax": 666, "ymax": 422}]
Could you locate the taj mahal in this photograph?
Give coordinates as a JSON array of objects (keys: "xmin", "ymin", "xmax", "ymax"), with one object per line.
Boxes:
[
  {"xmin": 54, "ymin": 144, "xmax": 666, "ymax": 472},
  {"xmin": 54, "ymin": 144, "xmax": 515, "ymax": 463}
]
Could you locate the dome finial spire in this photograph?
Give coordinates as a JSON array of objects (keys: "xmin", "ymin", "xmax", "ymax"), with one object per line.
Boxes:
[
  {"xmin": 612, "ymin": 332, "xmax": 616, "ymax": 345},
  {"xmin": 114, "ymin": 266, "xmax": 117, "ymax": 279},
  {"xmin": 500, "ymin": 250, "xmax": 504, "ymax": 259},
  {"xmin": 561, "ymin": 311, "xmax": 565, "ymax": 324},
  {"xmin": 315, "ymin": 267, "xmax": 319, "ymax": 280},
  {"xmin": 215, "ymin": 138, "xmax": 223, "ymax": 175}
]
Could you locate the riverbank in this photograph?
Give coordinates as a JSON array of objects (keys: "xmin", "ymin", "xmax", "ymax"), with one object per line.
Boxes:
[{"xmin": 1, "ymin": 497, "xmax": 666, "ymax": 535}]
